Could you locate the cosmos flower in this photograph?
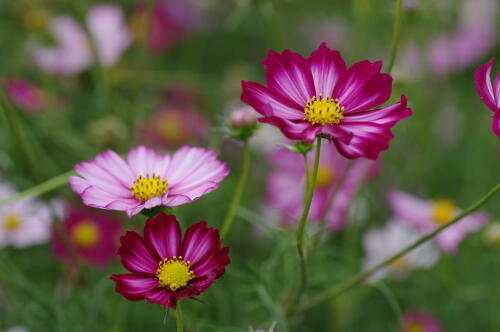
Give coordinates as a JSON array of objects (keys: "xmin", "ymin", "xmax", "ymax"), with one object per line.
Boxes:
[
  {"xmin": 363, "ymin": 220, "xmax": 439, "ymax": 281},
  {"xmin": 266, "ymin": 145, "xmax": 377, "ymax": 231},
  {"xmin": 388, "ymin": 190, "xmax": 489, "ymax": 254},
  {"xmin": 140, "ymin": 106, "xmax": 207, "ymax": 150},
  {"xmin": 31, "ymin": 4, "xmax": 131, "ymax": 75},
  {"xmin": 400, "ymin": 311, "xmax": 443, "ymax": 332},
  {"xmin": 0, "ymin": 183, "xmax": 53, "ymax": 248},
  {"xmin": 70, "ymin": 146, "xmax": 229, "ymax": 217},
  {"xmin": 3, "ymin": 79, "xmax": 45, "ymax": 113},
  {"xmin": 475, "ymin": 59, "xmax": 500, "ymax": 138},
  {"xmin": 132, "ymin": 0, "xmax": 202, "ymax": 53},
  {"xmin": 241, "ymin": 43, "xmax": 412, "ymax": 159},
  {"xmin": 52, "ymin": 206, "xmax": 122, "ymax": 268},
  {"xmin": 110, "ymin": 212, "xmax": 230, "ymax": 308}
]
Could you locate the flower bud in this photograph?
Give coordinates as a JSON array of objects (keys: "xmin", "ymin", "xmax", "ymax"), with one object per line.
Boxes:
[{"xmin": 229, "ymin": 106, "xmax": 258, "ymax": 129}]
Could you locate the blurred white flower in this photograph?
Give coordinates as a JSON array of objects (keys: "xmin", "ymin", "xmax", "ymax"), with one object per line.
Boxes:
[
  {"xmin": 0, "ymin": 183, "xmax": 53, "ymax": 248},
  {"xmin": 31, "ymin": 4, "xmax": 131, "ymax": 75},
  {"xmin": 363, "ymin": 220, "xmax": 439, "ymax": 281}
]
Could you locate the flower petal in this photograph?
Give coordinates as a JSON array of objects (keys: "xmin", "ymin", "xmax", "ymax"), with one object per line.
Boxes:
[
  {"xmin": 164, "ymin": 146, "xmax": 229, "ymax": 202},
  {"xmin": 388, "ymin": 191, "xmax": 434, "ymax": 231},
  {"xmin": 492, "ymin": 113, "xmax": 500, "ymax": 138},
  {"xmin": 144, "ymin": 288, "xmax": 176, "ymax": 308},
  {"xmin": 333, "ymin": 60, "xmax": 392, "ymax": 113},
  {"xmin": 333, "ymin": 122, "xmax": 393, "ymax": 159},
  {"xmin": 110, "ymin": 274, "xmax": 158, "ymax": 300},
  {"xmin": 118, "ymin": 231, "xmax": 159, "ymax": 274},
  {"xmin": 241, "ymin": 81, "xmax": 304, "ymax": 120},
  {"xmin": 181, "ymin": 221, "xmax": 221, "ymax": 267},
  {"xmin": 308, "ymin": 42, "xmax": 346, "ymax": 97},
  {"xmin": 264, "ymin": 49, "xmax": 316, "ymax": 106},
  {"xmin": 259, "ymin": 116, "xmax": 319, "ymax": 143},
  {"xmin": 127, "ymin": 146, "xmax": 171, "ymax": 176},
  {"xmin": 144, "ymin": 213, "xmax": 181, "ymax": 260},
  {"xmin": 475, "ymin": 58, "xmax": 498, "ymax": 112},
  {"xmin": 343, "ymin": 95, "xmax": 412, "ymax": 126},
  {"xmin": 86, "ymin": 4, "xmax": 132, "ymax": 67}
]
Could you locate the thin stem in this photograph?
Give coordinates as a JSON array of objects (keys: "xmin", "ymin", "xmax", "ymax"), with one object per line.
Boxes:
[
  {"xmin": 0, "ymin": 170, "xmax": 75, "ymax": 206},
  {"xmin": 221, "ymin": 140, "xmax": 251, "ymax": 239},
  {"xmin": 175, "ymin": 302, "xmax": 184, "ymax": 332},
  {"xmin": 386, "ymin": 0, "xmax": 404, "ymax": 74},
  {"xmin": 299, "ymin": 182, "xmax": 500, "ymax": 312},
  {"xmin": 0, "ymin": 89, "xmax": 41, "ymax": 183},
  {"xmin": 303, "ymin": 153, "xmax": 311, "ymax": 193},
  {"xmin": 294, "ymin": 137, "xmax": 322, "ymax": 303}
]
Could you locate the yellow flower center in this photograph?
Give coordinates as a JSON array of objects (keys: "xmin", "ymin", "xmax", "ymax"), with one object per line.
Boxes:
[
  {"xmin": 304, "ymin": 94, "xmax": 344, "ymax": 125},
  {"xmin": 315, "ymin": 167, "xmax": 334, "ymax": 189},
  {"xmin": 5, "ymin": 215, "xmax": 21, "ymax": 231},
  {"xmin": 432, "ymin": 200, "xmax": 456, "ymax": 225},
  {"xmin": 72, "ymin": 220, "xmax": 100, "ymax": 248},
  {"xmin": 157, "ymin": 256, "xmax": 195, "ymax": 291},
  {"xmin": 408, "ymin": 322, "xmax": 424, "ymax": 332},
  {"xmin": 130, "ymin": 173, "xmax": 168, "ymax": 201}
]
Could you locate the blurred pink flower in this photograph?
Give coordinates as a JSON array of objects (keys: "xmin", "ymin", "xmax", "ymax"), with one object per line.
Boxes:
[
  {"xmin": 241, "ymin": 43, "xmax": 412, "ymax": 159},
  {"xmin": 363, "ymin": 220, "xmax": 439, "ymax": 281},
  {"xmin": 401, "ymin": 311, "xmax": 443, "ymax": 332},
  {"xmin": 32, "ymin": 4, "xmax": 131, "ymax": 75},
  {"xmin": 0, "ymin": 183, "xmax": 53, "ymax": 248},
  {"xmin": 3, "ymin": 79, "xmax": 45, "ymax": 112},
  {"xmin": 475, "ymin": 58, "xmax": 500, "ymax": 138},
  {"xmin": 266, "ymin": 145, "xmax": 377, "ymax": 231},
  {"xmin": 140, "ymin": 106, "xmax": 207, "ymax": 149},
  {"xmin": 70, "ymin": 146, "xmax": 229, "ymax": 217},
  {"xmin": 133, "ymin": 0, "xmax": 202, "ymax": 53},
  {"xmin": 388, "ymin": 190, "xmax": 489, "ymax": 253},
  {"xmin": 229, "ymin": 106, "xmax": 258, "ymax": 129},
  {"xmin": 52, "ymin": 206, "xmax": 122, "ymax": 268}
]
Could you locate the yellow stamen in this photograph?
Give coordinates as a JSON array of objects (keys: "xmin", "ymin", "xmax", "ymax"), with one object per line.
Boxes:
[
  {"xmin": 157, "ymin": 256, "xmax": 195, "ymax": 291},
  {"xmin": 5, "ymin": 215, "xmax": 21, "ymax": 231},
  {"xmin": 432, "ymin": 200, "xmax": 456, "ymax": 225},
  {"xmin": 304, "ymin": 94, "xmax": 344, "ymax": 125},
  {"xmin": 315, "ymin": 167, "xmax": 334, "ymax": 189},
  {"xmin": 72, "ymin": 220, "xmax": 100, "ymax": 248},
  {"xmin": 130, "ymin": 173, "xmax": 168, "ymax": 201},
  {"xmin": 408, "ymin": 322, "xmax": 424, "ymax": 332}
]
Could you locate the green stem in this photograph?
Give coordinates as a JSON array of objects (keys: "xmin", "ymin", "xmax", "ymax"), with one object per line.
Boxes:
[
  {"xmin": 386, "ymin": 0, "xmax": 404, "ymax": 74},
  {"xmin": 299, "ymin": 182, "xmax": 500, "ymax": 312},
  {"xmin": 0, "ymin": 170, "xmax": 75, "ymax": 206},
  {"xmin": 175, "ymin": 301, "xmax": 184, "ymax": 332},
  {"xmin": 221, "ymin": 140, "xmax": 251, "ymax": 239},
  {"xmin": 303, "ymin": 153, "xmax": 311, "ymax": 194},
  {"xmin": 294, "ymin": 137, "xmax": 322, "ymax": 302},
  {"xmin": 0, "ymin": 89, "xmax": 41, "ymax": 183}
]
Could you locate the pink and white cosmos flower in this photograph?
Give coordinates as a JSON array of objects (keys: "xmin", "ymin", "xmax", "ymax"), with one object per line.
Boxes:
[
  {"xmin": 475, "ymin": 58, "xmax": 500, "ymax": 138},
  {"xmin": 241, "ymin": 43, "xmax": 412, "ymax": 159},
  {"xmin": 31, "ymin": 4, "xmax": 132, "ymax": 76},
  {"xmin": 388, "ymin": 190, "xmax": 489, "ymax": 254},
  {"xmin": 110, "ymin": 213, "xmax": 230, "ymax": 308},
  {"xmin": 69, "ymin": 146, "xmax": 229, "ymax": 217}
]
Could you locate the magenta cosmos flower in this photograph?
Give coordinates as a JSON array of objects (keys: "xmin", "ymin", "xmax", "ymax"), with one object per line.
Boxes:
[
  {"xmin": 389, "ymin": 190, "xmax": 489, "ymax": 254},
  {"xmin": 110, "ymin": 212, "xmax": 230, "ymax": 308},
  {"xmin": 266, "ymin": 145, "xmax": 377, "ymax": 231},
  {"xmin": 52, "ymin": 206, "xmax": 122, "ymax": 268},
  {"xmin": 475, "ymin": 59, "xmax": 500, "ymax": 138},
  {"xmin": 69, "ymin": 146, "xmax": 229, "ymax": 217},
  {"xmin": 401, "ymin": 311, "xmax": 443, "ymax": 332},
  {"xmin": 4, "ymin": 79, "xmax": 45, "ymax": 113},
  {"xmin": 241, "ymin": 43, "xmax": 412, "ymax": 159}
]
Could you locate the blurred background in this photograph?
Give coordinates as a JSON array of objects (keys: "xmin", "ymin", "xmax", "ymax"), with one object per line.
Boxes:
[{"xmin": 0, "ymin": 0, "xmax": 499, "ymax": 331}]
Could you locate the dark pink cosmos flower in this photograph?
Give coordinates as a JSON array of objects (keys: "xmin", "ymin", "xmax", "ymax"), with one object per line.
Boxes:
[
  {"xmin": 4, "ymin": 79, "xmax": 45, "ymax": 113},
  {"xmin": 52, "ymin": 206, "xmax": 122, "ymax": 267},
  {"xmin": 241, "ymin": 43, "xmax": 412, "ymax": 159},
  {"xmin": 69, "ymin": 146, "xmax": 229, "ymax": 217},
  {"xmin": 475, "ymin": 58, "xmax": 500, "ymax": 138},
  {"xmin": 110, "ymin": 212, "xmax": 230, "ymax": 308},
  {"xmin": 400, "ymin": 311, "xmax": 443, "ymax": 332}
]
